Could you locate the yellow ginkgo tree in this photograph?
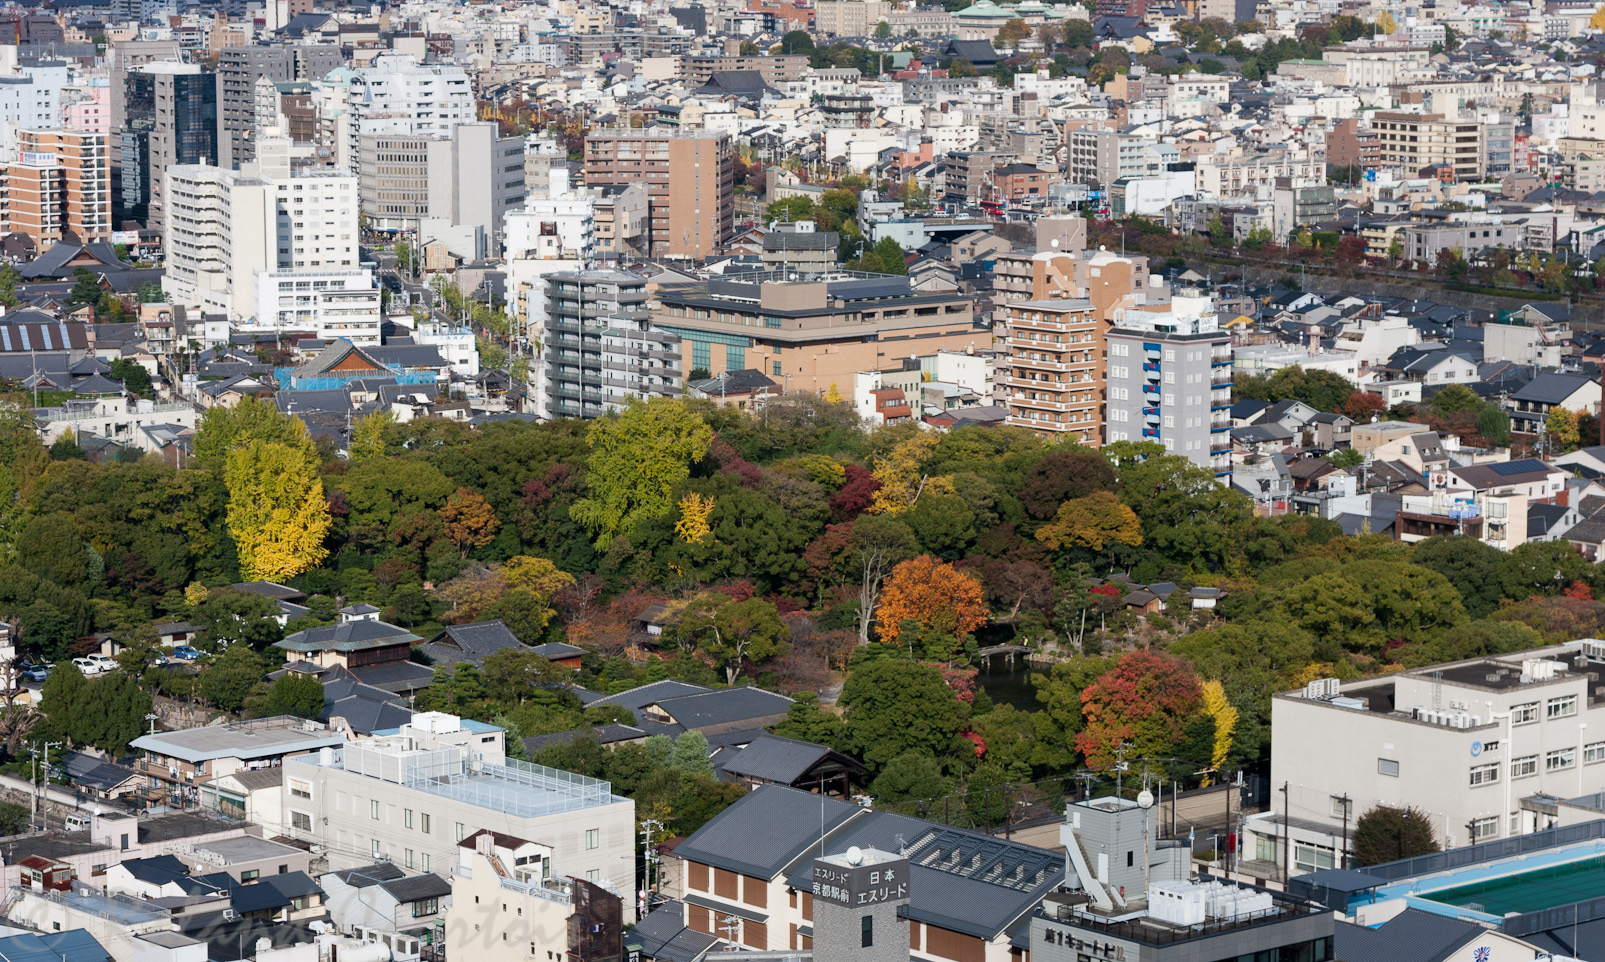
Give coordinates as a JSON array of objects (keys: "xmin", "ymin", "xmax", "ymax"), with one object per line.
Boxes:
[{"xmin": 224, "ymin": 439, "xmax": 330, "ymax": 582}]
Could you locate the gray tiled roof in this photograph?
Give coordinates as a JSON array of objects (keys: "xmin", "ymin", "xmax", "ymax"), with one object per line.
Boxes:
[
  {"xmin": 674, "ymin": 784, "xmax": 863, "ymax": 879},
  {"xmin": 716, "ymin": 733, "xmax": 846, "ymax": 783}
]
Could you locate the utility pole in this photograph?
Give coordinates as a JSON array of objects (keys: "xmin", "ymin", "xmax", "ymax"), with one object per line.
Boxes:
[
  {"xmin": 30, "ymin": 740, "xmax": 60, "ymax": 832},
  {"xmin": 1280, "ymin": 780, "xmax": 1290, "ymax": 885},
  {"xmin": 1224, "ymin": 772, "xmax": 1233, "ymax": 880},
  {"xmin": 640, "ymin": 818, "xmax": 663, "ymax": 901},
  {"xmin": 1339, "ymin": 794, "xmax": 1352, "ymax": 870}
]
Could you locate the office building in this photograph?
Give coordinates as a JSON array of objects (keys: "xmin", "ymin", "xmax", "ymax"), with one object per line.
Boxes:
[
  {"xmin": 216, "ymin": 45, "xmax": 342, "ymax": 169},
  {"xmin": 583, "ymin": 128, "xmax": 732, "ymax": 261},
  {"xmin": 280, "ymin": 711, "xmax": 636, "ymax": 915},
  {"xmin": 357, "ymin": 123, "xmax": 523, "ymax": 241},
  {"xmin": 682, "ymin": 54, "xmax": 808, "ymax": 87},
  {"xmin": 1372, "ymin": 111, "xmax": 1484, "ymax": 182},
  {"xmin": 814, "ymin": 0, "xmax": 895, "ymax": 35},
  {"xmin": 163, "ymin": 137, "xmax": 369, "ymax": 332},
  {"xmin": 0, "ymin": 129, "xmax": 111, "ymax": 246},
  {"xmin": 651, "ymin": 271, "xmax": 980, "ymax": 405},
  {"xmin": 1249, "ymin": 642, "xmax": 1605, "ymax": 880},
  {"xmin": 1104, "ymin": 292, "xmax": 1233, "ymax": 479},
  {"xmin": 543, "ymin": 270, "xmax": 681, "ymax": 419},
  {"xmin": 120, "ymin": 62, "xmax": 216, "ymax": 227}
]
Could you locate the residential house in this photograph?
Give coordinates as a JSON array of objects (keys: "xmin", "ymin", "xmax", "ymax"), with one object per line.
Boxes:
[
  {"xmin": 709, "ymin": 732, "xmax": 865, "ymax": 795},
  {"xmin": 419, "ymin": 621, "xmax": 533, "ymax": 670},
  {"xmin": 1507, "ymin": 372, "xmax": 1601, "ymax": 435},
  {"xmin": 273, "ymin": 606, "xmax": 432, "ymax": 695}
]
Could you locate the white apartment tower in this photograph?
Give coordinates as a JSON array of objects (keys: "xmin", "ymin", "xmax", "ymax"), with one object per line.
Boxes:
[{"xmin": 163, "ymin": 137, "xmax": 377, "ymax": 341}]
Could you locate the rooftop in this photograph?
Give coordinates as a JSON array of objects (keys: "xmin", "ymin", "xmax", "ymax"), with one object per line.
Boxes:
[
  {"xmin": 132, "ymin": 716, "xmax": 344, "ymax": 763},
  {"xmin": 289, "ymin": 743, "xmax": 627, "ymax": 819}
]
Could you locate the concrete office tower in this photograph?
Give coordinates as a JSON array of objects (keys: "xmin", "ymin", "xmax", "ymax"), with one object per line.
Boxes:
[
  {"xmin": 120, "ymin": 62, "xmax": 216, "ymax": 228},
  {"xmin": 108, "ymin": 38, "xmax": 180, "ymax": 219},
  {"xmin": 1104, "ymin": 291, "xmax": 1233, "ymax": 480},
  {"xmin": 0, "ymin": 129, "xmax": 111, "ymax": 245},
  {"xmin": 424, "ymin": 122, "xmax": 526, "ymax": 252},
  {"xmin": 809, "ymin": 848, "xmax": 910, "ymax": 962},
  {"xmin": 583, "ymin": 128, "xmax": 733, "ymax": 261},
  {"xmin": 164, "ymin": 137, "xmax": 367, "ymax": 332},
  {"xmin": 216, "ymin": 45, "xmax": 342, "ymax": 169}
]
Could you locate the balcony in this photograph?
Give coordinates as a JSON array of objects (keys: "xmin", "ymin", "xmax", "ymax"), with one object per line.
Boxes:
[
  {"xmin": 1211, "ymin": 371, "xmax": 1234, "ymax": 387},
  {"xmin": 1142, "ymin": 384, "xmax": 1161, "ymax": 395},
  {"xmin": 1142, "ymin": 427, "xmax": 1160, "ymax": 438}
]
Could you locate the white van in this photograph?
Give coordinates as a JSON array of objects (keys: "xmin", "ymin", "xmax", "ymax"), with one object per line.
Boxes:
[{"xmin": 64, "ymin": 814, "xmax": 91, "ymax": 831}]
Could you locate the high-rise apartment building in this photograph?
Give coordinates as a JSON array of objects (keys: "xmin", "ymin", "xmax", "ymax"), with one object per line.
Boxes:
[
  {"xmin": 108, "ymin": 39, "xmax": 180, "ymax": 206},
  {"xmin": 336, "ymin": 56, "xmax": 476, "ymax": 175},
  {"xmin": 1001, "ymin": 288, "xmax": 1107, "ymax": 443},
  {"xmin": 583, "ymin": 128, "xmax": 732, "ymax": 261},
  {"xmin": 0, "ymin": 129, "xmax": 111, "ymax": 245},
  {"xmin": 120, "ymin": 62, "xmax": 216, "ymax": 227},
  {"xmin": 1104, "ymin": 293, "xmax": 1233, "ymax": 480},
  {"xmin": 216, "ymin": 45, "xmax": 342, "ymax": 169},
  {"xmin": 542, "ymin": 270, "xmax": 680, "ymax": 419},
  {"xmin": 163, "ymin": 137, "xmax": 372, "ymax": 339}
]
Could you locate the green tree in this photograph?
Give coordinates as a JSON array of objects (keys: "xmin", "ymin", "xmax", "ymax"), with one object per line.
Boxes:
[
  {"xmin": 17, "ymin": 514, "xmax": 89, "ymax": 587},
  {"xmin": 765, "ymin": 196, "xmax": 816, "ymax": 223},
  {"xmin": 0, "ymin": 264, "xmax": 21, "ymax": 307},
  {"xmin": 871, "ymin": 751, "xmax": 949, "ymax": 806},
  {"xmin": 1410, "ymin": 536, "xmax": 1506, "ymax": 619},
  {"xmin": 480, "ymin": 648, "xmax": 566, "ymax": 704},
  {"xmin": 840, "ymin": 658, "xmax": 969, "ymax": 770},
  {"xmin": 1063, "ymin": 18, "xmax": 1093, "ymax": 47},
  {"xmin": 781, "ymin": 29, "xmax": 815, "ymax": 54},
  {"xmin": 197, "ymin": 645, "xmax": 268, "ymax": 713},
  {"xmin": 192, "ymin": 589, "xmax": 284, "ymax": 652},
  {"xmin": 670, "ymin": 730, "xmax": 714, "ymax": 778},
  {"xmin": 873, "ymin": 19, "xmax": 891, "ymax": 38},
  {"xmin": 1030, "ymin": 654, "xmax": 1118, "ymax": 768},
  {"xmin": 348, "ymin": 410, "xmax": 396, "ymax": 461},
  {"xmin": 66, "ymin": 268, "xmax": 103, "ymax": 307},
  {"xmin": 571, "ymin": 398, "xmax": 714, "ymax": 548},
  {"xmin": 109, "ymin": 359, "xmax": 153, "ymax": 396},
  {"xmin": 772, "ymin": 692, "xmax": 845, "ymax": 747},
  {"xmin": 252, "ymin": 672, "xmax": 327, "ymax": 719},
  {"xmin": 871, "ymin": 237, "xmax": 908, "ymax": 275},
  {"xmin": 673, "ymin": 595, "xmax": 789, "ymax": 684},
  {"xmin": 1353, "ymin": 804, "xmax": 1440, "ymax": 866},
  {"xmin": 194, "ymin": 396, "xmax": 313, "ymax": 463}
]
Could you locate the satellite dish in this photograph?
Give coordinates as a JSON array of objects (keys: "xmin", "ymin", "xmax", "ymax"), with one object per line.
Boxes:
[
  {"xmin": 1136, "ymin": 789, "xmax": 1155, "ymax": 809},
  {"xmin": 846, "ymin": 846, "xmax": 864, "ymax": 865}
]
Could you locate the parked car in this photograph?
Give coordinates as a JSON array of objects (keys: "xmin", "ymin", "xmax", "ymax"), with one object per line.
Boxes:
[
  {"xmin": 71, "ymin": 657, "xmax": 103, "ymax": 675},
  {"xmin": 171, "ymin": 646, "xmax": 201, "ymax": 660},
  {"xmin": 85, "ymin": 654, "xmax": 117, "ymax": 671},
  {"xmin": 17, "ymin": 664, "xmax": 48, "ymax": 682}
]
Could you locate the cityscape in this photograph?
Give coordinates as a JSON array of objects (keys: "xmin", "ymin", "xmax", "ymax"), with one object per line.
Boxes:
[{"xmin": 1, "ymin": 2, "xmax": 1605, "ymax": 962}]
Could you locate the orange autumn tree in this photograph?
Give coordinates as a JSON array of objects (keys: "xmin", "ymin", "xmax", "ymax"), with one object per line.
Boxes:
[
  {"xmin": 439, "ymin": 487, "xmax": 500, "ymax": 556},
  {"xmin": 876, "ymin": 555, "xmax": 987, "ymax": 657}
]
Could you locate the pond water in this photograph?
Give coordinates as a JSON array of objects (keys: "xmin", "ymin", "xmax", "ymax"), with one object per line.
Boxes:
[{"xmin": 977, "ymin": 661, "xmax": 1042, "ymax": 711}]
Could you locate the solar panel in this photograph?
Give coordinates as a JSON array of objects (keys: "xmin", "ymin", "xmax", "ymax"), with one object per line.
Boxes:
[{"xmin": 1488, "ymin": 459, "xmax": 1548, "ymax": 476}]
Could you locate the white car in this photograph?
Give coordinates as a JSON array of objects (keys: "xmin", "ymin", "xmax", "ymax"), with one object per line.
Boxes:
[
  {"xmin": 85, "ymin": 654, "xmax": 117, "ymax": 671},
  {"xmin": 71, "ymin": 657, "xmax": 102, "ymax": 675}
]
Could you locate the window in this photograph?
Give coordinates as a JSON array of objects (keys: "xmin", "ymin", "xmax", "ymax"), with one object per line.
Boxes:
[
  {"xmin": 405, "ymin": 809, "xmax": 413, "ymax": 829},
  {"xmin": 1471, "ymin": 816, "xmax": 1498, "ymax": 840},
  {"xmin": 372, "ymin": 839, "xmax": 382, "ymax": 858},
  {"xmin": 421, "ymin": 814, "xmax": 431, "ymax": 834},
  {"xmin": 1548, "ymin": 695, "xmax": 1578, "ymax": 719},
  {"xmin": 587, "ymin": 869, "xmax": 599, "ymax": 881},
  {"xmin": 1586, "ymin": 742, "xmax": 1605, "ymax": 764},
  {"xmin": 1294, "ymin": 844, "xmax": 1334, "ymax": 873},
  {"xmin": 371, "ymin": 800, "xmax": 381, "ymax": 820},
  {"xmin": 861, "ymin": 915, "xmax": 873, "ymax": 948},
  {"xmin": 1469, "ymin": 763, "xmax": 1499, "ymax": 786},
  {"xmin": 1547, "ymin": 748, "xmax": 1576, "ymax": 772},
  {"xmin": 1378, "ymin": 758, "xmax": 1399, "ymax": 777},
  {"xmin": 291, "ymin": 811, "xmax": 312, "ymax": 832},
  {"xmin": 422, "ymin": 854, "xmax": 431, "ymax": 872},
  {"xmin": 289, "ymin": 779, "xmax": 311, "ymax": 799},
  {"xmin": 1512, "ymin": 702, "xmax": 1540, "ymax": 725},
  {"xmin": 241, "ymin": 870, "xmax": 259, "ymax": 882},
  {"xmin": 414, "ymin": 898, "xmax": 438, "ymax": 917},
  {"xmin": 1512, "ymin": 755, "xmax": 1539, "ymax": 778},
  {"xmin": 1330, "ymin": 796, "xmax": 1354, "ymax": 819},
  {"xmin": 586, "ymin": 829, "xmax": 600, "ymax": 850},
  {"xmin": 456, "ymin": 822, "xmax": 466, "ymax": 842},
  {"xmin": 406, "ymin": 849, "xmax": 415, "ymax": 868}
]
